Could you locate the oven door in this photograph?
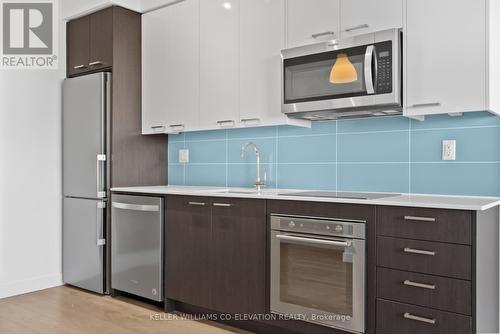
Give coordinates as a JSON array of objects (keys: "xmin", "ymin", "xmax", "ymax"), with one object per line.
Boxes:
[{"xmin": 270, "ymin": 231, "xmax": 365, "ymax": 333}]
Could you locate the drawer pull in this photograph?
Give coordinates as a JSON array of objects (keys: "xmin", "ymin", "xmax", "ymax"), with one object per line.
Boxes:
[
  {"xmin": 188, "ymin": 202, "xmax": 206, "ymax": 206},
  {"xmin": 403, "ymin": 280, "xmax": 436, "ymax": 290},
  {"xmin": 213, "ymin": 203, "xmax": 232, "ymax": 207},
  {"xmin": 89, "ymin": 61, "xmax": 104, "ymax": 66},
  {"xmin": 73, "ymin": 64, "xmax": 87, "ymax": 70},
  {"xmin": 404, "ymin": 215, "xmax": 436, "ymax": 222},
  {"xmin": 404, "ymin": 247, "xmax": 436, "ymax": 256},
  {"xmin": 403, "ymin": 312, "xmax": 436, "ymax": 325}
]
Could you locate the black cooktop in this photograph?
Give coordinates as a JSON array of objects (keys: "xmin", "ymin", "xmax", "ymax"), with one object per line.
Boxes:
[{"xmin": 278, "ymin": 191, "xmax": 400, "ymax": 200}]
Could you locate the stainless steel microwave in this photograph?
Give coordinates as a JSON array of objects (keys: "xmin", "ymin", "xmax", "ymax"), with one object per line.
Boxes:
[{"xmin": 281, "ymin": 28, "xmax": 402, "ymax": 120}]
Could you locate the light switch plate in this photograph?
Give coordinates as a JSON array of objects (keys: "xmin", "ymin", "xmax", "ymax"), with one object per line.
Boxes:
[
  {"xmin": 442, "ymin": 140, "xmax": 456, "ymax": 161},
  {"xmin": 179, "ymin": 149, "xmax": 189, "ymax": 163}
]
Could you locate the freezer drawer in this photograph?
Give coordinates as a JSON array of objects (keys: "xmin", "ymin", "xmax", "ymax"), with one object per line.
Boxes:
[
  {"xmin": 111, "ymin": 195, "xmax": 164, "ymax": 302},
  {"xmin": 63, "ymin": 197, "xmax": 106, "ymax": 294}
]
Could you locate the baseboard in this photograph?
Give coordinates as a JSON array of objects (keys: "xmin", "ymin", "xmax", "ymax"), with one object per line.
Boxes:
[{"xmin": 0, "ymin": 273, "xmax": 63, "ymax": 299}]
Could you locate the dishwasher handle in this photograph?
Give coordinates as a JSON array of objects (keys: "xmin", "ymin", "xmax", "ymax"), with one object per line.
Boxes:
[{"xmin": 112, "ymin": 202, "xmax": 160, "ymax": 212}]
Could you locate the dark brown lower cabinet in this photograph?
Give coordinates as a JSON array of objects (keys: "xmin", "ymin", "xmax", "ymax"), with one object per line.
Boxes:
[
  {"xmin": 211, "ymin": 198, "xmax": 266, "ymax": 314},
  {"xmin": 165, "ymin": 196, "xmax": 212, "ymax": 309},
  {"xmin": 165, "ymin": 195, "xmax": 266, "ymax": 314}
]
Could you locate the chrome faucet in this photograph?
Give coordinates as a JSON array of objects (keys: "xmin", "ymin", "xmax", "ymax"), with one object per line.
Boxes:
[{"xmin": 240, "ymin": 142, "xmax": 266, "ymax": 191}]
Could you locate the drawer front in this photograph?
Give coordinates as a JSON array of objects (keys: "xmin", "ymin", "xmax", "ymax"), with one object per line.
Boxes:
[
  {"xmin": 377, "ymin": 299, "xmax": 472, "ymax": 334},
  {"xmin": 377, "ymin": 206, "xmax": 472, "ymax": 245},
  {"xmin": 377, "ymin": 236, "xmax": 471, "ymax": 280},
  {"xmin": 377, "ymin": 268, "xmax": 471, "ymax": 315}
]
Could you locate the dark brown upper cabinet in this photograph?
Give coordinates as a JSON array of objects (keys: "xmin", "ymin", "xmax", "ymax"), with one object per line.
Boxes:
[
  {"xmin": 67, "ymin": 7, "xmax": 113, "ymax": 77},
  {"xmin": 67, "ymin": 16, "xmax": 90, "ymax": 76}
]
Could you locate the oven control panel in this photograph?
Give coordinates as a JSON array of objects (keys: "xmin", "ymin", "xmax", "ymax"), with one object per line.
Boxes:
[{"xmin": 271, "ymin": 215, "xmax": 365, "ymax": 239}]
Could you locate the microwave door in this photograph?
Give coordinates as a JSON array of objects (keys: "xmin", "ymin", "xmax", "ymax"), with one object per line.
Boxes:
[{"xmin": 283, "ymin": 46, "xmax": 372, "ymax": 111}]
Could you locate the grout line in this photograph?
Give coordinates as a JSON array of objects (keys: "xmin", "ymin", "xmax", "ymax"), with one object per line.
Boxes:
[
  {"xmin": 412, "ymin": 161, "xmax": 500, "ymax": 164},
  {"xmin": 335, "ymin": 120, "xmax": 338, "ymax": 191},
  {"xmin": 168, "ymin": 161, "xmax": 500, "ymax": 166},
  {"xmin": 225, "ymin": 129, "xmax": 228, "ymax": 187},
  {"xmin": 337, "ymin": 129, "xmax": 409, "ymax": 136},
  {"xmin": 411, "ymin": 124, "xmax": 500, "ymax": 132},
  {"xmin": 174, "ymin": 124, "xmax": 500, "ymax": 144},
  {"xmin": 183, "ymin": 133, "xmax": 186, "ymax": 185},
  {"xmin": 408, "ymin": 118, "xmax": 412, "ymax": 193},
  {"xmin": 275, "ymin": 127, "xmax": 279, "ymax": 188}
]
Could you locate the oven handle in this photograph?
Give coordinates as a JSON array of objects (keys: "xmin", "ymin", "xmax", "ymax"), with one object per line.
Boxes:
[
  {"xmin": 276, "ymin": 234, "xmax": 352, "ymax": 247},
  {"xmin": 364, "ymin": 45, "xmax": 377, "ymax": 95}
]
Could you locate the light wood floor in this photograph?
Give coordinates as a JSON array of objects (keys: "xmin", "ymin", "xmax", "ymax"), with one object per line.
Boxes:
[{"xmin": 0, "ymin": 286, "xmax": 251, "ymax": 334}]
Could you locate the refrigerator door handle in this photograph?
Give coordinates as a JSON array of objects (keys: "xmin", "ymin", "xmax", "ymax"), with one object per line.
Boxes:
[
  {"xmin": 96, "ymin": 201, "xmax": 106, "ymax": 246},
  {"xmin": 97, "ymin": 154, "xmax": 106, "ymax": 198}
]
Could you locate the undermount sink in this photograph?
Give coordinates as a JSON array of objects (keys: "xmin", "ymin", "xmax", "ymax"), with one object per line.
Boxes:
[{"xmin": 214, "ymin": 189, "xmax": 260, "ymax": 194}]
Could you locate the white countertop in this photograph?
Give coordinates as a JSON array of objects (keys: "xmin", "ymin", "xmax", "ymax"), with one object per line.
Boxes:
[{"xmin": 110, "ymin": 185, "xmax": 500, "ymax": 211}]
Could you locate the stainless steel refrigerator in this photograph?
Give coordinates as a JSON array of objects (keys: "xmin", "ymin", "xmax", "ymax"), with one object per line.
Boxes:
[{"xmin": 62, "ymin": 72, "xmax": 111, "ymax": 294}]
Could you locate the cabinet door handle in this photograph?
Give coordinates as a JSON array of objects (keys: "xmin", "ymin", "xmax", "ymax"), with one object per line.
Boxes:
[
  {"xmin": 188, "ymin": 202, "xmax": 206, "ymax": 206},
  {"xmin": 403, "ymin": 312, "xmax": 436, "ymax": 325},
  {"xmin": 311, "ymin": 31, "xmax": 335, "ymax": 39},
  {"xmin": 73, "ymin": 64, "xmax": 87, "ymax": 70},
  {"xmin": 169, "ymin": 124, "xmax": 185, "ymax": 133},
  {"xmin": 89, "ymin": 61, "xmax": 104, "ymax": 66},
  {"xmin": 404, "ymin": 215, "xmax": 436, "ymax": 222},
  {"xmin": 241, "ymin": 118, "xmax": 260, "ymax": 124},
  {"xmin": 151, "ymin": 125, "xmax": 166, "ymax": 133},
  {"xmin": 169, "ymin": 124, "xmax": 185, "ymax": 129},
  {"xmin": 213, "ymin": 203, "xmax": 232, "ymax": 207},
  {"xmin": 217, "ymin": 120, "xmax": 235, "ymax": 128},
  {"xmin": 410, "ymin": 102, "xmax": 441, "ymax": 108},
  {"xmin": 404, "ymin": 247, "xmax": 436, "ymax": 256},
  {"xmin": 403, "ymin": 280, "xmax": 436, "ymax": 290},
  {"xmin": 344, "ymin": 24, "xmax": 369, "ymax": 32}
]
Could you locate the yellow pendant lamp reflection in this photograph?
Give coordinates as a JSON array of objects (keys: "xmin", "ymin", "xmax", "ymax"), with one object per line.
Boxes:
[{"xmin": 329, "ymin": 53, "xmax": 357, "ymax": 84}]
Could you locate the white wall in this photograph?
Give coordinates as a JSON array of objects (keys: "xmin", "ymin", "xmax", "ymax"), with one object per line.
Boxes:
[
  {"xmin": 0, "ymin": 4, "xmax": 66, "ymax": 299},
  {"xmin": 0, "ymin": 0, "xmax": 176, "ymax": 300}
]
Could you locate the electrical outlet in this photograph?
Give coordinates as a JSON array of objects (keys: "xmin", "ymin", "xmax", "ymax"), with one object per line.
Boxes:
[
  {"xmin": 442, "ymin": 140, "xmax": 456, "ymax": 161},
  {"xmin": 179, "ymin": 149, "xmax": 189, "ymax": 163}
]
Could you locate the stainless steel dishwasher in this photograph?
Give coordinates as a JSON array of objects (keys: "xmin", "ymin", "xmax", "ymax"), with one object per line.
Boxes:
[{"xmin": 111, "ymin": 194, "xmax": 164, "ymax": 302}]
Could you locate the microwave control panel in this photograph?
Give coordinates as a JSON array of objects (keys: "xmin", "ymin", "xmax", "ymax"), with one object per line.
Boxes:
[{"xmin": 375, "ymin": 41, "xmax": 393, "ymax": 95}]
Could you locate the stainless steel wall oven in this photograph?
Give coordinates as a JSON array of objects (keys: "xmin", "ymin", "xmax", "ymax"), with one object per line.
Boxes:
[{"xmin": 270, "ymin": 214, "xmax": 366, "ymax": 333}]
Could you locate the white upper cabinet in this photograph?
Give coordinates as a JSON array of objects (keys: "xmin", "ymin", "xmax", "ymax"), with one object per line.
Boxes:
[
  {"xmin": 199, "ymin": 0, "xmax": 240, "ymax": 130},
  {"xmin": 340, "ymin": 0, "xmax": 403, "ymax": 38},
  {"xmin": 239, "ymin": 0, "xmax": 303, "ymax": 127},
  {"xmin": 286, "ymin": 0, "xmax": 340, "ymax": 48},
  {"xmin": 404, "ymin": 0, "xmax": 489, "ymax": 117},
  {"xmin": 142, "ymin": 0, "xmax": 200, "ymax": 134}
]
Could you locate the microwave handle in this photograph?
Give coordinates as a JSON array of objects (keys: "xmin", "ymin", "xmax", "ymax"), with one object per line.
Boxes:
[{"xmin": 364, "ymin": 45, "xmax": 377, "ymax": 95}]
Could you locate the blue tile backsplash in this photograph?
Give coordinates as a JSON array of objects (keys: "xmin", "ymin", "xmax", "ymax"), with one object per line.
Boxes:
[{"xmin": 168, "ymin": 112, "xmax": 500, "ymax": 196}]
